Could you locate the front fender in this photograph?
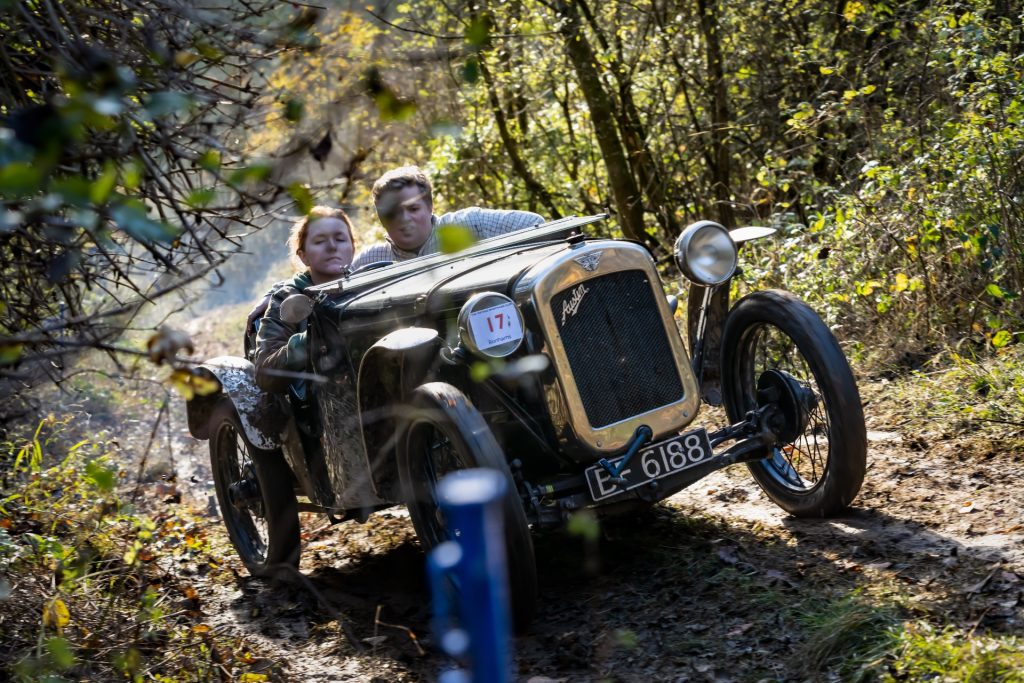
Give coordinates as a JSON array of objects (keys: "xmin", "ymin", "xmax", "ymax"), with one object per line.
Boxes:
[
  {"xmin": 186, "ymin": 356, "xmax": 285, "ymax": 450},
  {"xmin": 357, "ymin": 328, "xmax": 442, "ymax": 499}
]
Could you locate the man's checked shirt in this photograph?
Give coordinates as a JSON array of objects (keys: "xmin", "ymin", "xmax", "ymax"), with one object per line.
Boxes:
[{"xmin": 349, "ymin": 207, "xmax": 544, "ymax": 270}]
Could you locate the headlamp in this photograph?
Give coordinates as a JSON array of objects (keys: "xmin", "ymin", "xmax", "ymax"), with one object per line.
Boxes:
[{"xmin": 674, "ymin": 220, "xmax": 738, "ymax": 286}]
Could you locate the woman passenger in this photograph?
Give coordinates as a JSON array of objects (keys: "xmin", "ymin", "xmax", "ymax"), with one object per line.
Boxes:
[{"xmin": 254, "ymin": 206, "xmax": 355, "ymax": 393}]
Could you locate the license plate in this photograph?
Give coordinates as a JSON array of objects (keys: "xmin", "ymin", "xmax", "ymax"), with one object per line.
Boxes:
[{"xmin": 585, "ymin": 428, "xmax": 714, "ymax": 502}]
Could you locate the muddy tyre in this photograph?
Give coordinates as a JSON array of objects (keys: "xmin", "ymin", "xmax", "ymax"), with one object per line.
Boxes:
[
  {"xmin": 721, "ymin": 290, "xmax": 866, "ymax": 517},
  {"xmin": 209, "ymin": 400, "xmax": 300, "ymax": 577},
  {"xmin": 398, "ymin": 382, "xmax": 538, "ymax": 632}
]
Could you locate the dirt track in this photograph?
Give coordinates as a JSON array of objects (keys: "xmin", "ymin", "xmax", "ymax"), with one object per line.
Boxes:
[{"xmin": 163, "ymin": 396, "xmax": 1024, "ymax": 682}]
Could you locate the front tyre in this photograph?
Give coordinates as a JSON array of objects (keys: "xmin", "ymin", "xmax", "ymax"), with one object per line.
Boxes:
[
  {"xmin": 398, "ymin": 382, "xmax": 538, "ymax": 631},
  {"xmin": 208, "ymin": 400, "xmax": 300, "ymax": 577},
  {"xmin": 721, "ymin": 290, "xmax": 866, "ymax": 517}
]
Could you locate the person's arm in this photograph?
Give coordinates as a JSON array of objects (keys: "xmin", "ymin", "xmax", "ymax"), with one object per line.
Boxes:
[
  {"xmin": 350, "ymin": 242, "xmax": 398, "ymax": 270},
  {"xmin": 254, "ymin": 288, "xmax": 309, "ymax": 393},
  {"xmin": 440, "ymin": 207, "xmax": 544, "ymax": 240}
]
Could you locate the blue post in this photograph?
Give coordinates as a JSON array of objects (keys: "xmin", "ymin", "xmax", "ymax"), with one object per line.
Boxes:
[{"xmin": 428, "ymin": 468, "xmax": 512, "ymax": 683}]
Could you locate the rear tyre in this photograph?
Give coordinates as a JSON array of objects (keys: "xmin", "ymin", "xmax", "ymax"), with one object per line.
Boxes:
[
  {"xmin": 398, "ymin": 382, "xmax": 538, "ymax": 632},
  {"xmin": 721, "ymin": 290, "xmax": 866, "ymax": 517},
  {"xmin": 209, "ymin": 400, "xmax": 300, "ymax": 577}
]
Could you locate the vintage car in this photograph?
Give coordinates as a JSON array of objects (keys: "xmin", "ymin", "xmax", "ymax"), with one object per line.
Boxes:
[{"xmin": 185, "ymin": 215, "xmax": 866, "ymax": 629}]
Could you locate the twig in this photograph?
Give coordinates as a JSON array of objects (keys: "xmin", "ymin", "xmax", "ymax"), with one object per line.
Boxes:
[{"xmin": 374, "ymin": 604, "xmax": 427, "ymax": 656}]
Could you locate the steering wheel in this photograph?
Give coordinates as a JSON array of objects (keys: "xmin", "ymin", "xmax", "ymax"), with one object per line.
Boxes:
[{"xmin": 349, "ymin": 260, "xmax": 394, "ymax": 275}]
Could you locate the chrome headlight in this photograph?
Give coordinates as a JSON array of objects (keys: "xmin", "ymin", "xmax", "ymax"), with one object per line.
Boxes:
[
  {"xmin": 457, "ymin": 292, "xmax": 525, "ymax": 358},
  {"xmin": 674, "ymin": 220, "xmax": 738, "ymax": 285}
]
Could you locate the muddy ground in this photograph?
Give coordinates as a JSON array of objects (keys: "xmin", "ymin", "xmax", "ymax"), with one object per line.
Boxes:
[
  {"xmin": 143, "ymin": 321, "xmax": 1024, "ymax": 683},
  {"xmin": 72, "ymin": 309, "xmax": 999, "ymax": 679}
]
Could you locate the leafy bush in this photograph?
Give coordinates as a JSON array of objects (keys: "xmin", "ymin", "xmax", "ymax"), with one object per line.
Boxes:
[{"xmin": 0, "ymin": 417, "xmax": 272, "ymax": 682}]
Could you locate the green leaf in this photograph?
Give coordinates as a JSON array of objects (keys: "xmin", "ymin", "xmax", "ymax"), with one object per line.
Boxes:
[
  {"xmin": 986, "ymin": 283, "xmax": 1005, "ymax": 299},
  {"xmin": 111, "ymin": 202, "xmax": 180, "ymax": 243},
  {"xmin": 462, "ymin": 56, "xmax": 480, "ymax": 84},
  {"xmin": 90, "ymin": 161, "xmax": 118, "ymax": 204},
  {"xmin": 120, "ymin": 159, "xmax": 143, "ymax": 190},
  {"xmin": 465, "ymin": 15, "xmax": 492, "ymax": 48},
  {"xmin": 185, "ymin": 188, "xmax": 216, "ymax": 208},
  {"xmin": 227, "ymin": 164, "xmax": 271, "ymax": 186},
  {"xmin": 0, "ymin": 344, "xmax": 23, "ymax": 366},
  {"xmin": 566, "ymin": 510, "xmax": 599, "ymax": 542},
  {"xmin": 46, "ymin": 636, "xmax": 74, "ymax": 670},
  {"xmin": 51, "ymin": 176, "xmax": 92, "ymax": 207},
  {"xmin": 85, "ymin": 459, "xmax": 116, "ymax": 492},
  {"xmin": 437, "ymin": 223, "xmax": 477, "ymax": 253},
  {"xmin": 145, "ymin": 91, "xmax": 191, "ymax": 118},
  {"xmin": 373, "ymin": 90, "xmax": 417, "ymax": 122},
  {"xmin": 198, "ymin": 150, "xmax": 221, "ymax": 171},
  {"xmin": 992, "ymin": 330, "xmax": 1012, "ymax": 348},
  {"xmin": 0, "ymin": 162, "xmax": 44, "ymax": 197},
  {"xmin": 283, "ymin": 98, "xmax": 304, "ymax": 123},
  {"xmin": 287, "ymin": 183, "xmax": 313, "ymax": 215}
]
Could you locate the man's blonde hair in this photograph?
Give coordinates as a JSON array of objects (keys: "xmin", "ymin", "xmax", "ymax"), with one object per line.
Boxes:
[
  {"xmin": 287, "ymin": 206, "xmax": 355, "ymax": 271},
  {"xmin": 371, "ymin": 166, "xmax": 433, "ymax": 211}
]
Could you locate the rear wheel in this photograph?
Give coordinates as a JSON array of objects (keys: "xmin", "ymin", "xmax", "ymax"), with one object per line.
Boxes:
[
  {"xmin": 721, "ymin": 290, "xmax": 866, "ymax": 517},
  {"xmin": 209, "ymin": 401, "xmax": 300, "ymax": 577},
  {"xmin": 398, "ymin": 382, "xmax": 537, "ymax": 631}
]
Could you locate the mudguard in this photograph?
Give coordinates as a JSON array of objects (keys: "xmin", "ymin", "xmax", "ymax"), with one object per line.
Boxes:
[
  {"xmin": 185, "ymin": 356, "xmax": 285, "ymax": 450},
  {"xmin": 357, "ymin": 327, "xmax": 443, "ymax": 499}
]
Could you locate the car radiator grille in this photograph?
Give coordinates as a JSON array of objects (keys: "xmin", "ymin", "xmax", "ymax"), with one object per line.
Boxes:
[{"xmin": 550, "ymin": 269, "xmax": 684, "ymax": 428}]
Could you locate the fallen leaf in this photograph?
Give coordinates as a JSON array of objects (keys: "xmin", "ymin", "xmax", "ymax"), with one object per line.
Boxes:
[
  {"xmin": 147, "ymin": 325, "xmax": 194, "ymax": 365},
  {"xmin": 192, "ymin": 624, "xmax": 211, "ymax": 633},
  {"xmin": 716, "ymin": 546, "xmax": 739, "ymax": 565},
  {"xmin": 43, "ymin": 597, "xmax": 70, "ymax": 631},
  {"xmin": 727, "ymin": 622, "xmax": 754, "ymax": 636}
]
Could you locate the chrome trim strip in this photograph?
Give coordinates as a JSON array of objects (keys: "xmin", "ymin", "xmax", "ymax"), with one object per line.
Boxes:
[{"xmin": 514, "ymin": 241, "xmax": 701, "ymax": 453}]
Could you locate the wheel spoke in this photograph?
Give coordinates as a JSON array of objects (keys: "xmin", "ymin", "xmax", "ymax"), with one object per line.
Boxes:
[{"xmin": 744, "ymin": 322, "xmax": 838, "ymax": 493}]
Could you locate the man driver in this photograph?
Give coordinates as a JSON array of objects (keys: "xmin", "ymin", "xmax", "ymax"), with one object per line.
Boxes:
[{"xmin": 349, "ymin": 165, "xmax": 544, "ymax": 269}]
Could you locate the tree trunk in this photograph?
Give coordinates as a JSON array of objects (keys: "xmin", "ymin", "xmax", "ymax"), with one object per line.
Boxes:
[
  {"xmin": 555, "ymin": 0, "xmax": 653, "ymax": 250},
  {"xmin": 697, "ymin": 0, "xmax": 735, "ymax": 227}
]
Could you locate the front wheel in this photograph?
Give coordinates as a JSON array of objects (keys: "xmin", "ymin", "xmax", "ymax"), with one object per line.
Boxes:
[
  {"xmin": 209, "ymin": 400, "xmax": 301, "ymax": 577},
  {"xmin": 398, "ymin": 382, "xmax": 537, "ymax": 631},
  {"xmin": 721, "ymin": 290, "xmax": 866, "ymax": 517}
]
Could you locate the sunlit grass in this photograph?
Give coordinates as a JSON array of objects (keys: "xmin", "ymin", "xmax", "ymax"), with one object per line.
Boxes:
[{"xmin": 884, "ymin": 624, "xmax": 1024, "ymax": 683}]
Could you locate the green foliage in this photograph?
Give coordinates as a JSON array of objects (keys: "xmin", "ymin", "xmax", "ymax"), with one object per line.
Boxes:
[
  {"xmin": 369, "ymin": 0, "xmax": 1022, "ymax": 358},
  {"xmin": 883, "ymin": 624, "xmax": 1024, "ymax": 682},
  {"xmin": 0, "ymin": 417, "xmax": 263, "ymax": 681}
]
